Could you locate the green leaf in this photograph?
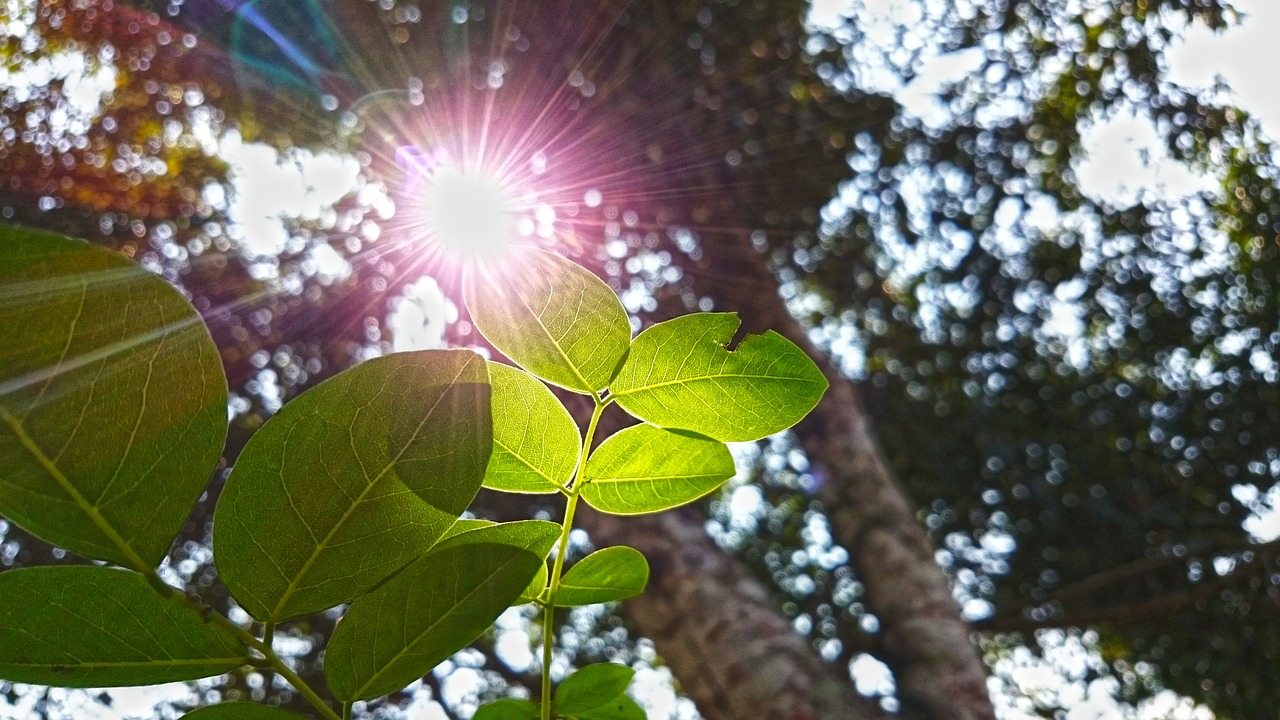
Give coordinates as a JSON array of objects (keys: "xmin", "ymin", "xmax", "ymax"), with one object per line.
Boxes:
[
  {"xmin": 517, "ymin": 561, "xmax": 549, "ymax": 605},
  {"xmin": 609, "ymin": 313, "xmax": 828, "ymax": 442},
  {"xmin": 0, "ymin": 226, "xmax": 228, "ymax": 570},
  {"xmin": 580, "ymin": 425, "xmax": 734, "ymax": 515},
  {"xmin": 435, "ymin": 519, "xmax": 549, "ymax": 604},
  {"xmin": 0, "ymin": 566, "xmax": 247, "ymax": 686},
  {"xmin": 182, "ymin": 703, "xmax": 310, "ymax": 719},
  {"xmin": 464, "ymin": 247, "xmax": 631, "ymax": 394},
  {"xmin": 556, "ymin": 546, "xmax": 648, "ymax": 607},
  {"xmin": 324, "ymin": 520, "xmax": 561, "ymax": 702},
  {"xmin": 473, "ymin": 698, "xmax": 540, "ymax": 720},
  {"xmin": 553, "ymin": 663, "xmax": 635, "ymax": 716},
  {"xmin": 577, "ymin": 693, "xmax": 646, "ymax": 720},
  {"xmin": 214, "ymin": 350, "xmax": 491, "ymax": 622},
  {"xmin": 484, "ymin": 363, "xmax": 580, "ymax": 494}
]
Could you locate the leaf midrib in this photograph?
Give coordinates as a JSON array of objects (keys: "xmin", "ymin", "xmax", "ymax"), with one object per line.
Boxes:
[
  {"xmin": 351, "ymin": 541, "xmax": 539, "ymax": 699},
  {"xmin": 0, "ymin": 405, "xmax": 151, "ymax": 572},
  {"xmin": 510, "ymin": 276, "xmax": 596, "ymax": 393},
  {"xmin": 586, "ymin": 472, "xmax": 728, "ymax": 483},
  {"xmin": 494, "ymin": 437, "xmax": 565, "ymax": 489},
  {"xmin": 611, "ymin": 370, "xmax": 824, "ymax": 400},
  {"xmin": 269, "ymin": 357, "xmax": 474, "ymax": 620}
]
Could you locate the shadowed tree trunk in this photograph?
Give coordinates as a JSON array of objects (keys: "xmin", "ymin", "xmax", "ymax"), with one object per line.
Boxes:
[{"xmin": 581, "ymin": 507, "xmax": 882, "ymax": 720}]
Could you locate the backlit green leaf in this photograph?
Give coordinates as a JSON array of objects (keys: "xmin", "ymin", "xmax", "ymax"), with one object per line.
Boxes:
[
  {"xmin": 553, "ymin": 663, "xmax": 635, "ymax": 716},
  {"xmin": 556, "ymin": 546, "xmax": 648, "ymax": 607},
  {"xmin": 324, "ymin": 520, "xmax": 561, "ymax": 702},
  {"xmin": 581, "ymin": 425, "xmax": 734, "ymax": 515},
  {"xmin": 0, "ymin": 226, "xmax": 227, "ymax": 570},
  {"xmin": 436, "ymin": 519, "xmax": 550, "ymax": 604},
  {"xmin": 182, "ymin": 703, "xmax": 309, "ymax": 719},
  {"xmin": 473, "ymin": 698, "xmax": 540, "ymax": 720},
  {"xmin": 484, "ymin": 362, "xmax": 579, "ymax": 493},
  {"xmin": 609, "ymin": 313, "xmax": 827, "ymax": 442},
  {"xmin": 214, "ymin": 350, "xmax": 491, "ymax": 622},
  {"xmin": 0, "ymin": 566, "xmax": 247, "ymax": 687},
  {"xmin": 464, "ymin": 248, "xmax": 630, "ymax": 394},
  {"xmin": 517, "ymin": 562, "xmax": 549, "ymax": 605},
  {"xmin": 578, "ymin": 693, "xmax": 646, "ymax": 720}
]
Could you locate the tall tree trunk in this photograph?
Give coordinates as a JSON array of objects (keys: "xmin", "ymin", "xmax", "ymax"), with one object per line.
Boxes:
[
  {"xmin": 693, "ymin": 240, "xmax": 996, "ymax": 720},
  {"xmin": 580, "ymin": 507, "xmax": 883, "ymax": 720}
]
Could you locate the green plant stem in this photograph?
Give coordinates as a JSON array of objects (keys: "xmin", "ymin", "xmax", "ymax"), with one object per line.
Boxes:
[
  {"xmin": 540, "ymin": 396, "xmax": 608, "ymax": 720},
  {"xmin": 142, "ymin": 570, "xmax": 342, "ymax": 720},
  {"xmin": 343, "ymin": 703, "xmax": 353, "ymax": 720}
]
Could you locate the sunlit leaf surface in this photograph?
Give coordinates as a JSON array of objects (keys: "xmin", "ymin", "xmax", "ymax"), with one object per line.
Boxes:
[
  {"xmin": 0, "ymin": 225, "xmax": 227, "ymax": 570},
  {"xmin": 581, "ymin": 424, "xmax": 734, "ymax": 515},
  {"xmin": 483, "ymin": 362, "xmax": 580, "ymax": 494},
  {"xmin": 214, "ymin": 350, "xmax": 491, "ymax": 622},
  {"xmin": 324, "ymin": 520, "xmax": 561, "ymax": 702},
  {"xmin": 0, "ymin": 566, "xmax": 247, "ymax": 686},
  {"xmin": 464, "ymin": 248, "xmax": 631, "ymax": 394},
  {"xmin": 553, "ymin": 663, "xmax": 636, "ymax": 716},
  {"xmin": 556, "ymin": 546, "xmax": 649, "ymax": 607},
  {"xmin": 610, "ymin": 313, "xmax": 827, "ymax": 442}
]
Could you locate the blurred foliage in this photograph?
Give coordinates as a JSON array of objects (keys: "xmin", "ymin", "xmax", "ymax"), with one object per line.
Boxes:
[{"xmin": 3, "ymin": 0, "xmax": 1279, "ymax": 718}]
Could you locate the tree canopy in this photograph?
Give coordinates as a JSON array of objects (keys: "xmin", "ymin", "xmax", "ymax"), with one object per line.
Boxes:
[{"xmin": 2, "ymin": 0, "xmax": 1277, "ymax": 718}]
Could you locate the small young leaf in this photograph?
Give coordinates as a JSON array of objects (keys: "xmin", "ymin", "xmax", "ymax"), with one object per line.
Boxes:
[
  {"xmin": 556, "ymin": 546, "xmax": 648, "ymax": 607},
  {"xmin": 0, "ymin": 566, "xmax": 248, "ymax": 687},
  {"xmin": 182, "ymin": 703, "xmax": 310, "ymax": 719},
  {"xmin": 464, "ymin": 247, "xmax": 631, "ymax": 394},
  {"xmin": 577, "ymin": 692, "xmax": 646, "ymax": 720},
  {"xmin": 484, "ymin": 363, "xmax": 580, "ymax": 494},
  {"xmin": 609, "ymin": 313, "xmax": 827, "ymax": 442},
  {"xmin": 472, "ymin": 698, "xmax": 540, "ymax": 720},
  {"xmin": 0, "ymin": 226, "xmax": 228, "ymax": 570},
  {"xmin": 214, "ymin": 350, "xmax": 491, "ymax": 622},
  {"xmin": 324, "ymin": 520, "xmax": 561, "ymax": 701},
  {"xmin": 580, "ymin": 425, "xmax": 734, "ymax": 515},
  {"xmin": 553, "ymin": 663, "xmax": 635, "ymax": 716}
]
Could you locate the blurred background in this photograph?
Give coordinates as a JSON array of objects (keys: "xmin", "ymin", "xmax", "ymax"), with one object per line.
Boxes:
[{"xmin": 2, "ymin": 0, "xmax": 1278, "ymax": 718}]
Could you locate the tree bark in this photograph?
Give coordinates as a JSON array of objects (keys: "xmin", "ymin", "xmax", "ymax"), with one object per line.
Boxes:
[
  {"xmin": 579, "ymin": 506, "xmax": 885, "ymax": 720},
  {"xmin": 692, "ymin": 240, "xmax": 996, "ymax": 720}
]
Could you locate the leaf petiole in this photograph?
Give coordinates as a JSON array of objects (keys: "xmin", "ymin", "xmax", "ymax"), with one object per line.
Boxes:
[{"xmin": 540, "ymin": 394, "xmax": 608, "ymax": 720}]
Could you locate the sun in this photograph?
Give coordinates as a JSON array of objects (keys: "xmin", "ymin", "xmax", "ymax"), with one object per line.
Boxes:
[{"xmin": 419, "ymin": 165, "xmax": 519, "ymax": 263}]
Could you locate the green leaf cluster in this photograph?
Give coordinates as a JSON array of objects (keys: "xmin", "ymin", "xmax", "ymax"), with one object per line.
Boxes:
[{"xmin": 0, "ymin": 229, "xmax": 826, "ymax": 720}]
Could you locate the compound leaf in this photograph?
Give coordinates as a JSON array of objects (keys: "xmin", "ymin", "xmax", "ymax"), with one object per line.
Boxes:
[
  {"xmin": 0, "ymin": 226, "xmax": 227, "ymax": 570},
  {"xmin": 556, "ymin": 546, "xmax": 648, "ymax": 607},
  {"xmin": 0, "ymin": 566, "xmax": 247, "ymax": 687},
  {"xmin": 609, "ymin": 313, "xmax": 827, "ymax": 442},
  {"xmin": 214, "ymin": 350, "xmax": 490, "ymax": 622},
  {"xmin": 324, "ymin": 520, "xmax": 561, "ymax": 702},
  {"xmin": 581, "ymin": 425, "xmax": 733, "ymax": 515},
  {"xmin": 484, "ymin": 363, "xmax": 579, "ymax": 494},
  {"xmin": 553, "ymin": 663, "xmax": 635, "ymax": 716},
  {"xmin": 464, "ymin": 248, "xmax": 630, "ymax": 394}
]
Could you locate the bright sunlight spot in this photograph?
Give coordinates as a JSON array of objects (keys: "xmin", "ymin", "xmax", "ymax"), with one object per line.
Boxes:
[{"xmin": 420, "ymin": 166, "xmax": 518, "ymax": 262}]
